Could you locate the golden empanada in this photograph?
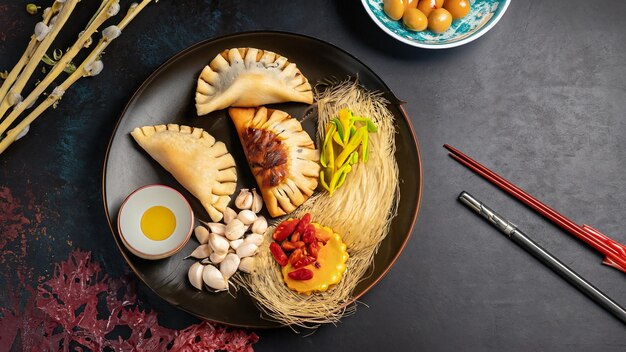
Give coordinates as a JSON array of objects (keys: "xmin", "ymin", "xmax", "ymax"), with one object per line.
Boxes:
[
  {"xmin": 229, "ymin": 107, "xmax": 319, "ymax": 217},
  {"xmin": 130, "ymin": 124, "xmax": 237, "ymax": 222},
  {"xmin": 196, "ymin": 48, "xmax": 313, "ymax": 116}
]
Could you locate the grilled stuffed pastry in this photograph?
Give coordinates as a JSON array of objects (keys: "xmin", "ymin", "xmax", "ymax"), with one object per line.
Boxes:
[
  {"xmin": 196, "ymin": 48, "xmax": 313, "ymax": 116},
  {"xmin": 229, "ymin": 107, "xmax": 319, "ymax": 217},
  {"xmin": 131, "ymin": 124, "xmax": 237, "ymax": 222}
]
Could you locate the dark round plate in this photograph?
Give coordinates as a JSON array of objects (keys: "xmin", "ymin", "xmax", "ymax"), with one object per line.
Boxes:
[{"xmin": 102, "ymin": 31, "xmax": 422, "ymax": 328}]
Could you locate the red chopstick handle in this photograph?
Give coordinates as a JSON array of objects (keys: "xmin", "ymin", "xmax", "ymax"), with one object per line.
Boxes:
[{"xmin": 582, "ymin": 225, "xmax": 626, "ymax": 273}]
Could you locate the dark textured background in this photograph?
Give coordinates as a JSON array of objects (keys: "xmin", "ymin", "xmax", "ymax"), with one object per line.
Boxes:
[{"xmin": 1, "ymin": 0, "xmax": 625, "ymax": 350}]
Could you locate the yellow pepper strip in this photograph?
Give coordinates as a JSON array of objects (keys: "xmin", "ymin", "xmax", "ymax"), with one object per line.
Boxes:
[
  {"xmin": 336, "ymin": 164, "xmax": 352, "ymax": 189},
  {"xmin": 326, "ymin": 131, "xmax": 335, "ymax": 171},
  {"xmin": 349, "ymin": 151, "xmax": 359, "ymax": 165},
  {"xmin": 332, "ymin": 118, "xmax": 344, "ymax": 146},
  {"xmin": 335, "ymin": 126, "xmax": 367, "ymax": 167},
  {"xmin": 329, "ymin": 162, "xmax": 352, "ymax": 193},
  {"xmin": 354, "ymin": 116, "xmax": 378, "ymax": 133},
  {"xmin": 338, "ymin": 108, "xmax": 354, "ymax": 146},
  {"xmin": 361, "ymin": 129, "xmax": 369, "ymax": 163},
  {"xmin": 319, "ymin": 169, "xmax": 331, "ymax": 193},
  {"xmin": 321, "ymin": 123, "xmax": 336, "ymax": 168}
]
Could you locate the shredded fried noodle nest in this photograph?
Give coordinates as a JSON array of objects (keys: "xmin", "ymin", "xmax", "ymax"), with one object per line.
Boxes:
[{"xmin": 240, "ymin": 80, "xmax": 400, "ymax": 328}]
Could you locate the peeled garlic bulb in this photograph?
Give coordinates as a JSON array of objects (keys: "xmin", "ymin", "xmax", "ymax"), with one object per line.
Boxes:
[
  {"xmin": 207, "ymin": 222, "xmax": 226, "ymax": 235},
  {"xmin": 209, "ymin": 233, "xmax": 229, "ymax": 254},
  {"xmin": 239, "ymin": 256, "xmax": 255, "ymax": 273},
  {"xmin": 188, "ymin": 262, "xmax": 204, "ymax": 290},
  {"xmin": 236, "ymin": 243, "xmax": 258, "ymax": 258},
  {"xmin": 220, "ymin": 253, "xmax": 240, "ymax": 279},
  {"xmin": 202, "ymin": 264, "xmax": 228, "ymax": 291},
  {"xmin": 225, "ymin": 219, "xmax": 246, "ymax": 240},
  {"xmin": 230, "ymin": 238, "xmax": 244, "ymax": 250},
  {"xmin": 235, "ymin": 189, "xmax": 253, "ymax": 210},
  {"xmin": 244, "ymin": 233, "xmax": 264, "ymax": 247},
  {"xmin": 186, "ymin": 244, "xmax": 212, "ymax": 259},
  {"xmin": 194, "ymin": 226, "xmax": 210, "ymax": 244},
  {"xmin": 251, "ymin": 216, "xmax": 267, "ymax": 234},
  {"xmin": 223, "ymin": 207, "xmax": 237, "ymax": 224},
  {"xmin": 250, "ymin": 189, "xmax": 263, "ymax": 213},
  {"xmin": 237, "ymin": 210, "xmax": 256, "ymax": 225},
  {"xmin": 210, "ymin": 251, "xmax": 227, "ymax": 264}
]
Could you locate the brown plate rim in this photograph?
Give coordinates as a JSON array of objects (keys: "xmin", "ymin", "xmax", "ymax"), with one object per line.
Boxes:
[{"xmin": 101, "ymin": 30, "xmax": 423, "ymax": 328}]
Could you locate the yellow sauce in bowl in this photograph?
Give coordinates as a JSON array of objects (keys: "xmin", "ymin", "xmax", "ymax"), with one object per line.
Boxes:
[{"xmin": 140, "ymin": 205, "xmax": 176, "ymax": 241}]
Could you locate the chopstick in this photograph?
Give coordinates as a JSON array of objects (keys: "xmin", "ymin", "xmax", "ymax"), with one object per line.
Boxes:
[
  {"xmin": 444, "ymin": 144, "xmax": 626, "ymax": 273},
  {"xmin": 458, "ymin": 191, "xmax": 626, "ymax": 325}
]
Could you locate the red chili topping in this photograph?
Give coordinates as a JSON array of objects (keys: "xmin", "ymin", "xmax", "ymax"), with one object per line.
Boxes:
[
  {"xmin": 289, "ymin": 248, "xmax": 304, "ymax": 265},
  {"xmin": 272, "ymin": 218, "xmax": 300, "ymax": 241},
  {"xmin": 308, "ymin": 241, "xmax": 321, "ymax": 258},
  {"xmin": 288, "ymin": 268, "xmax": 314, "ymax": 281},
  {"xmin": 293, "ymin": 256, "xmax": 316, "ymax": 269},
  {"xmin": 269, "ymin": 242, "xmax": 288, "ymax": 266},
  {"xmin": 295, "ymin": 213, "xmax": 311, "ymax": 234},
  {"xmin": 302, "ymin": 224, "xmax": 316, "ymax": 244}
]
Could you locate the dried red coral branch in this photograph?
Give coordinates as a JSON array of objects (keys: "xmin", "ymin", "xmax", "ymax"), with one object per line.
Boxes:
[{"xmin": 1, "ymin": 249, "xmax": 259, "ymax": 351}]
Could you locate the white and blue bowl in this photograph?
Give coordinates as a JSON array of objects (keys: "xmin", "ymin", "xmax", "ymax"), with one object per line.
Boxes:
[{"xmin": 362, "ymin": 0, "xmax": 510, "ymax": 49}]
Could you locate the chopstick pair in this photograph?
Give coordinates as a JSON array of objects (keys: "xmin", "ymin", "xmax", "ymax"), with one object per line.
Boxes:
[
  {"xmin": 444, "ymin": 144, "xmax": 626, "ymax": 273},
  {"xmin": 445, "ymin": 144, "xmax": 626, "ymax": 324}
]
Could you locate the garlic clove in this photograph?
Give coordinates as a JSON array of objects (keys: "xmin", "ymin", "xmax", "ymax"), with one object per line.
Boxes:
[
  {"xmin": 244, "ymin": 233, "xmax": 264, "ymax": 247},
  {"xmin": 239, "ymin": 256, "xmax": 255, "ymax": 273},
  {"xmin": 202, "ymin": 264, "xmax": 228, "ymax": 291},
  {"xmin": 235, "ymin": 189, "xmax": 253, "ymax": 210},
  {"xmin": 200, "ymin": 258, "xmax": 212, "ymax": 265},
  {"xmin": 210, "ymin": 251, "xmax": 227, "ymax": 264},
  {"xmin": 223, "ymin": 207, "xmax": 237, "ymax": 224},
  {"xmin": 236, "ymin": 243, "xmax": 258, "ymax": 258},
  {"xmin": 251, "ymin": 216, "xmax": 268, "ymax": 234},
  {"xmin": 230, "ymin": 238, "xmax": 244, "ymax": 250},
  {"xmin": 207, "ymin": 222, "xmax": 226, "ymax": 235},
  {"xmin": 250, "ymin": 188, "xmax": 263, "ymax": 213},
  {"xmin": 186, "ymin": 244, "xmax": 213, "ymax": 259},
  {"xmin": 237, "ymin": 209, "xmax": 257, "ymax": 225},
  {"xmin": 220, "ymin": 253, "xmax": 240, "ymax": 279},
  {"xmin": 188, "ymin": 262, "xmax": 204, "ymax": 290},
  {"xmin": 209, "ymin": 233, "xmax": 229, "ymax": 254},
  {"xmin": 225, "ymin": 219, "xmax": 246, "ymax": 241},
  {"xmin": 194, "ymin": 226, "xmax": 210, "ymax": 244}
]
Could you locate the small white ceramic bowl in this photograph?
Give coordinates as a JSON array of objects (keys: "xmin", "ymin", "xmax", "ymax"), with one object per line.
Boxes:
[
  {"xmin": 117, "ymin": 184, "xmax": 194, "ymax": 260},
  {"xmin": 362, "ymin": 0, "xmax": 510, "ymax": 49}
]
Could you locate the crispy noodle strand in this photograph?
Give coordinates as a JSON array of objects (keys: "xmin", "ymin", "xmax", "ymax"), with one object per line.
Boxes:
[{"xmin": 240, "ymin": 80, "xmax": 400, "ymax": 328}]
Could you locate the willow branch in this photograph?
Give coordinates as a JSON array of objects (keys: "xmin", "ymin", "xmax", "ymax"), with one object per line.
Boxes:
[
  {"xmin": 0, "ymin": 0, "xmax": 155, "ymax": 154},
  {"xmin": 0, "ymin": 0, "xmax": 81, "ymax": 120},
  {"xmin": 0, "ymin": 1, "xmax": 62, "ymax": 105},
  {"xmin": 0, "ymin": 0, "xmax": 120, "ymax": 135}
]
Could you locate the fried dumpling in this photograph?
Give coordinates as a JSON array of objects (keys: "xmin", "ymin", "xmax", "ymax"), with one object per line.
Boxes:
[
  {"xmin": 131, "ymin": 124, "xmax": 237, "ymax": 222},
  {"xmin": 196, "ymin": 48, "xmax": 314, "ymax": 116},
  {"xmin": 229, "ymin": 107, "xmax": 319, "ymax": 217}
]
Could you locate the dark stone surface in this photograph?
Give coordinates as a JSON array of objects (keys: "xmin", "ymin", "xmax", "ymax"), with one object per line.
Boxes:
[{"xmin": 1, "ymin": 0, "xmax": 625, "ymax": 350}]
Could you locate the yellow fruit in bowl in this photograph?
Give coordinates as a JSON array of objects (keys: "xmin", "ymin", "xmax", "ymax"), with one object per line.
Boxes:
[
  {"xmin": 403, "ymin": 8, "xmax": 428, "ymax": 31},
  {"xmin": 443, "ymin": 0, "xmax": 471, "ymax": 19},
  {"xmin": 383, "ymin": 0, "xmax": 406, "ymax": 20},
  {"xmin": 428, "ymin": 8, "xmax": 453, "ymax": 34},
  {"xmin": 403, "ymin": 0, "xmax": 419, "ymax": 10},
  {"xmin": 417, "ymin": 0, "xmax": 444, "ymax": 17}
]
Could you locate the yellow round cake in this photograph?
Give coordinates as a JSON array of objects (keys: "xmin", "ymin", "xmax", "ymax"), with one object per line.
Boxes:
[{"xmin": 282, "ymin": 223, "xmax": 349, "ymax": 295}]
